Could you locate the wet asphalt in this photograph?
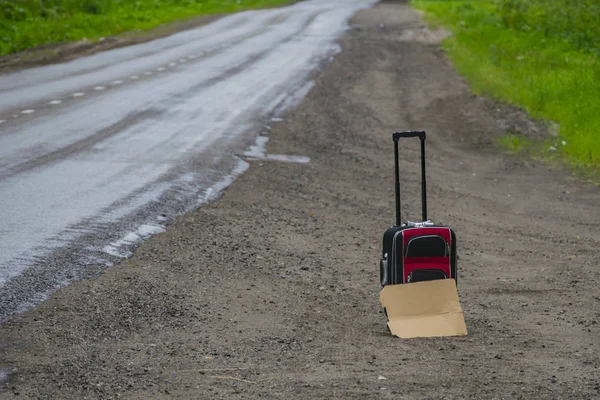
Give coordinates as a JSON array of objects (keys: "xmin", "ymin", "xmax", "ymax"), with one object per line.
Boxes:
[{"xmin": 0, "ymin": 0, "xmax": 376, "ymax": 322}]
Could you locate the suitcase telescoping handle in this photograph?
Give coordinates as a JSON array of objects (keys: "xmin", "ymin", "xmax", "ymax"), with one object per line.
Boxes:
[{"xmin": 392, "ymin": 131, "xmax": 427, "ymax": 226}]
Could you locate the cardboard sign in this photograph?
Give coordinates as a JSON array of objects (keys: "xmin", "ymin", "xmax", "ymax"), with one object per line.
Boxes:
[{"xmin": 380, "ymin": 279, "xmax": 467, "ymax": 339}]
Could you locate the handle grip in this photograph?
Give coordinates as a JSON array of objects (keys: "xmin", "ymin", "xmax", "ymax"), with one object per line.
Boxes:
[{"xmin": 393, "ymin": 131, "xmax": 426, "ymax": 141}]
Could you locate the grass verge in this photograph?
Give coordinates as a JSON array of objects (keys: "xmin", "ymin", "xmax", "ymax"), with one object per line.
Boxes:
[
  {"xmin": 0, "ymin": 0, "xmax": 292, "ymax": 57},
  {"xmin": 412, "ymin": 0, "xmax": 600, "ymax": 173}
]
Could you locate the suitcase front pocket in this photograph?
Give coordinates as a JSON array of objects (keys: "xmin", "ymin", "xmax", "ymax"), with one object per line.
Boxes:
[
  {"xmin": 407, "ymin": 269, "xmax": 447, "ymax": 283},
  {"xmin": 405, "ymin": 235, "xmax": 449, "ymax": 257}
]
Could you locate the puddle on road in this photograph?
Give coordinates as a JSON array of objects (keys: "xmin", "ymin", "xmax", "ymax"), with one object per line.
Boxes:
[
  {"xmin": 243, "ymin": 135, "xmax": 310, "ymax": 164},
  {"xmin": 265, "ymin": 154, "xmax": 310, "ymax": 163},
  {"xmin": 103, "ymin": 223, "xmax": 166, "ymax": 258},
  {"xmin": 0, "ymin": 370, "xmax": 10, "ymax": 388}
]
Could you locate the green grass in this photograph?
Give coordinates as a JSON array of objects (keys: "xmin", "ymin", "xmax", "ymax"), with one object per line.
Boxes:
[
  {"xmin": 0, "ymin": 0, "xmax": 292, "ymax": 56},
  {"xmin": 412, "ymin": 0, "xmax": 600, "ymax": 170}
]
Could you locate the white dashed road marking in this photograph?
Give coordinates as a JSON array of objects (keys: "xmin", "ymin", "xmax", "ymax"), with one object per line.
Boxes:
[{"xmin": 1, "ymin": 40, "xmax": 261, "ymax": 135}]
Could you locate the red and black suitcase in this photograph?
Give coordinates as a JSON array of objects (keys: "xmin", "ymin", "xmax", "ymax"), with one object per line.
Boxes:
[{"xmin": 380, "ymin": 131, "xmax": 457, "ymax": 286}]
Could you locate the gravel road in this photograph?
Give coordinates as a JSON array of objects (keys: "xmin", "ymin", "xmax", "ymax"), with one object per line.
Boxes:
[{"xmin": 1, "ymin": 1, "xmax": 599, "ymax": 399}]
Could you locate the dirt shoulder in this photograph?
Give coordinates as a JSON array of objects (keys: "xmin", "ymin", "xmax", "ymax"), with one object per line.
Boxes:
[{"xmin": 1, "ymin": 2, "xmax": 599, "ymax": 399}]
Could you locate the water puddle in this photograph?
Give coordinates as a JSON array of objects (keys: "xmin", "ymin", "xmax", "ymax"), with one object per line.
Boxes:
[
  {"xmin": 0, "ymin": 370, "xmax": 10, "ymax": 388},
  {"xmin": 243, "ymin": 135, "xmax": 310, "ymax": 164},
  {"xmin": 103, "ymin": 223, "xmax": 166, "ymax": 258},
  {"xmin": 265, "ymin": 154, "xmax": 310, "ymax": 163}
]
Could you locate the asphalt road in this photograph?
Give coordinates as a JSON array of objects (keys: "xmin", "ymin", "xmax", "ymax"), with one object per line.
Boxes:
[{"xmin": 0, "ymin": 0, "xmax": 376, "ymax": 321}]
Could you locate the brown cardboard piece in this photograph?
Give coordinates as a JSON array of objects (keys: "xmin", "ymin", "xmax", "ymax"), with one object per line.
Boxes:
[{"xmin": 380, "ymin": 279, "xmax": 467, "ymax": 339}]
